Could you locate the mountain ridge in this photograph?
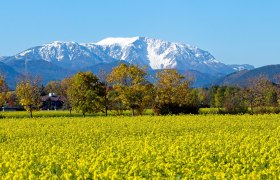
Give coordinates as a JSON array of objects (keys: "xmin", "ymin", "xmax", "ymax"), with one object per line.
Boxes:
[
  {"xmin": 2, "ymin": 37, "xmax": 241, "ymax": 75},
  {"xmin": 215, "ymin": 64, "xmax": 280, "ymax": 86},
  {"xmin": 0, "ymin": 37, "xmax": 255, "ymax": 88}
]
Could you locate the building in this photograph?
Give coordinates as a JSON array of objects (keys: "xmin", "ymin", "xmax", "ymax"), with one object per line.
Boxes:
[{"xmin": 41, "ymin": 93, "xmax": 64, "ymax": 110}]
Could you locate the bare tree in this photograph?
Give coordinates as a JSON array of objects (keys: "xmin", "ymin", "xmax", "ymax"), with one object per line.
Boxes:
[{"xmin": 245, "ymin": 75, "xmax": 277, "ymax": 113}]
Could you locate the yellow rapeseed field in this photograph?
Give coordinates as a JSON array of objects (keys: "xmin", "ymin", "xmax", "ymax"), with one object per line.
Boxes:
[{"xmin": 0, "ymin": 114, "xmax": 280, "ymax": 179}]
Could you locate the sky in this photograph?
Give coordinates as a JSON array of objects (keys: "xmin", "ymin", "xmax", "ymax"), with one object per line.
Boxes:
[{"xmin": 0, "ymin": 0, "xmax": 279, "ymax": 67}]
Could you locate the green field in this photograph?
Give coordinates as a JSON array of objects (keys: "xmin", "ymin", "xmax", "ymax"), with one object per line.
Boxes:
[{"xmin": 0, "ymin": 114, "xmax": 280, "ymax": 179}]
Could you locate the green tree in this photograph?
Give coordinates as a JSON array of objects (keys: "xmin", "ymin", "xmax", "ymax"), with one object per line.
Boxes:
[
  {"xmin": 214, "ymin": 86, "xmax": 225, "ymax": 109},
  {"xmin": 16, "ymin": 78, "xmax": 42, "ymax": 118},
  {"xmin": 196, "ymin": 88, "xmax": 210, "ymax": 108},
  {"xmin": 266, "ymin": 90, "xmax": 278, "ymax": 107},
  {"xmin": 108, "ymin": 89, "xmax": 126, "ymax": 115},
  {"xmin": 60, "ymin": 78, "xmax": 73, "ymax": 114},
  {"xmin": 188, "ymin": 89, "xmax": 200, "ymax": 108},
  {"xmin": 97, "ymin": 70, "xmax": 113, "ymax": 116},
  {"xmin": 45, "ymin": 81, "xmax": 62, "ymax": 96},
  {"xmin": 107, "ymin": 64, "xmax": 154, "ymax": 116},
  {"xmin": 67, "ymin": 72, "xmax": 103, "ymax": 117},
  {"xmin": 209, "ymin": 86, "xmax": 218, "ymax": 108},
  {"xmin": 223, "ymin": 86, "xmax": 247, "ymax": 114}
]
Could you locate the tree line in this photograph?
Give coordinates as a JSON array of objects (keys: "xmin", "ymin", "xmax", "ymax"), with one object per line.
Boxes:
[{"xmin": 0, "ymin": 63, "xmax": 280, "ymax": 117}]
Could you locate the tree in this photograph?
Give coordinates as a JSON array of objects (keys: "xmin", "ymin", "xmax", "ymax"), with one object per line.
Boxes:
[
  {"xmin": 45, "ymin": 81, "xmax": 62, "ymax": 96},
  {"xmin": 154, "ymin": 69, "xmax": 197, "ymax": 115},
  {"xmin": 97, "ymin": 70, "xmax": 113, "ymax": 116},
  {"xmin": 196, "ymin": 88, "xmax": 211, "ymax": 108},
  {"xmin": 273, "ymin": 74, "xmax": 280, "ymax": 106},
  {"xmin": 245, "ymin": 75, "xmax": 277, "ymax": 113},
  {"xmin": 223, "ymin": 86, "xmax": 247, "ymax": 114},
  {"xmin": 0, "ymin": 76, "xmax": 8, "ymax": 108},
  {"xmin": 209, "ymin": 86, "xmax": 218, "ymax": 108},
  {"xmin": 108, "ymin": 89, "xmax": 126, "ymax": 115},
  {"xmin": 67, "ymin": 72, "xmax": 103, "ymax": 117},
  {"xmin": 266, "ymin": 89, "xmax": 278, "ymax": 107},
  {"xmin": 16, "ymin": 78, "xmax": 42, "ymax": 118},
  {"xmin": 107, "ymin": 64, "xmax": 154, "ymax": 116},
  {"xmin": 214, "ymin": 86, "xmax": 226, "ymax": 109},
  {"xmin": 5, "ymin": 91, "xmax": 18, "ymax": 108},
  {"xmin": 60, "ymin": 78, "xmax": 73, "ymax": 114}
]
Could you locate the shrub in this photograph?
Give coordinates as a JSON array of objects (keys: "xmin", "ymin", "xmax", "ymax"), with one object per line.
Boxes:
[
  {"xmin": 153, "ymin": 103, "xmax": 199, "ymax": 115},
  {"xmin": 253, "ymin": 107, "xmax": 280, "ymax": 114}
]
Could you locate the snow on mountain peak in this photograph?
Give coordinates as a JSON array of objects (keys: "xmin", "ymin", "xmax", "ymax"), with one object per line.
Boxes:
[
  {"xmin": 5, "ymin": 37, "xmax": 238, "ymax": 75},
  {"xmin": 0, "ymin": 56, "xmax": 6, "ymax": 61},
  {"xmin": 96, "ymin": 37, "xmax": 140, "ymax": 46},
  {"xmin": 14, "ymin": 41, "xmax": 96, "ymax": 64},
  {"xmin": 43, "ymin": 41, "xmax": 79, "ymax": 48},
  {"xmin": 91, "ymin": 36, "xmax": 227, "ymax": 73}
]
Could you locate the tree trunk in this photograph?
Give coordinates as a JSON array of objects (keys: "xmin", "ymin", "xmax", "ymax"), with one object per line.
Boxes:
[
  {"xmin": 104, "ymin": 96, "xmax": 108, "ymax": 116},
  {"xmin": 83, "ymin": 112, "xmax": 85, "ymax": 118},
  {"xmin": 131, "ymin": 108, "xmax": 134, "ymax": 117},
  {"xmin": 69, "ymin": 108, "xmax": 72, "ymax": 116},
  {"xmin": 29, "ymin": 106, "xmax": 33, "ymax": 118},
  {"xmin": 250, "ymin": 99, "xmax": 253, "ymax": 114}
]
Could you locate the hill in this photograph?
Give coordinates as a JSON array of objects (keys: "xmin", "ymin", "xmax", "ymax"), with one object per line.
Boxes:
[{"xmin": 215, "ymin": 64, "xmax": 280, "ymax": 86}]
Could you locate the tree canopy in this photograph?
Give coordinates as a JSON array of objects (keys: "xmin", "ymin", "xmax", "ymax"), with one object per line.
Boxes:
[
  {"xmin": 154, "ymin": 69, "xmax": 198, "ymax": 115},
  {"xmin": 16, "ymin": 78, "xmax": 42, "ymax": 117},
  {"xmin": 0, "ymin": 75, "xmax": 8, "ymax": 107},
  {"xmin": 67, "ymin": 71, "xmax": 103, "ymax": 117},
  {"xmin": 107, "ymin": 64, "xmax": 154, "ymax": 116}
]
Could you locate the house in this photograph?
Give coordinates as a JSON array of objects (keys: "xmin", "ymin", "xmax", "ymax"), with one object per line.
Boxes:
[
  {"xmin": 41, "ymin": 93, "xmax": 64, "ymax": 110},
  {"xmin": 2, "ymin": 106, "xmax": 25, "ymax": 111}
]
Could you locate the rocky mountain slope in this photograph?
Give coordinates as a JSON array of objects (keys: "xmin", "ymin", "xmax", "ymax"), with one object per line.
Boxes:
[{"xmin": 0, "ymin": 37, "xmax": 254, "ymax": 88}]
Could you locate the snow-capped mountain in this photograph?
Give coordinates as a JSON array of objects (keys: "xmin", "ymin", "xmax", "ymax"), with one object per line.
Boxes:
[
  {"xmin": 0, "ymin": 37, "xmax": 255, "ymax": 88},
  {"xmin": 2, "ymin": 37, "xmax": 237, "ymax": 75},
  {"xmin": 4, "ymin": 41, "xmax": 117, "ymax": 69},
  {"xmin": 0, "ymin": 56, "xmax": 6, "ymax": 61},
  {"xmin": 92, "ymin": 37, "xmax": 234, "ymax": 75},
  {"xmin": 228, "ymin": 64, "xmax": 255, "ymax": 71}
]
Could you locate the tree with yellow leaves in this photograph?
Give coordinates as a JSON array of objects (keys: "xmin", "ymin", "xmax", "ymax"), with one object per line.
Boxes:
[
  {"xmin": 154, "ymin": 69, "xmax": 198, "ymax": 115},
  {"xmin": 107, "ymin": 63, "xmax": 154, "ymax": 116},
  {"xmin": 0, "ymin": 75, "xmax": 8, "ymax": 108},
  {"xmin": 16, "ymin": 78, "xmax": 42, "ymax": 117}
]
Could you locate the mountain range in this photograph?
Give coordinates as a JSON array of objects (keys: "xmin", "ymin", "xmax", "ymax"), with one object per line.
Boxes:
[
  {"xmin": 215, "ymin": 64, "xmax": 280, "ymax": 86},
  {"xmin": 0, "ymin": 37, "xmax": 257, "ymax": 89}
]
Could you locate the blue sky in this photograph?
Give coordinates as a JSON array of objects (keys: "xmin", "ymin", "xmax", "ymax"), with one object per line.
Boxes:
[{"xmin": 0, "ymin": 0, "xmax": 279, "ymax": 67}]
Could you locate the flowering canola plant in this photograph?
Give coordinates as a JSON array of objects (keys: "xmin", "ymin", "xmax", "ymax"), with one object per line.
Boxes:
[{"xmin": 0, "ymin": 114, "xmax": 280, "ymax": 179}]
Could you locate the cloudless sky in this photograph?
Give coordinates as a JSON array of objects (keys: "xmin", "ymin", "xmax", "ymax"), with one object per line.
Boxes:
[{"xmin": 0, "ymin": 0, "xmax": 279, "ymax": 67}]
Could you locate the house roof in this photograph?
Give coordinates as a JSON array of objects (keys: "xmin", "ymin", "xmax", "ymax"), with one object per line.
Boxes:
[{"xmin": 41, "ymin": 95, "xmax": 65, "ymax": 102}]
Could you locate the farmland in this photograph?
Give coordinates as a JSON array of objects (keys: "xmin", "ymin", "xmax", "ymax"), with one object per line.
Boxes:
[{"xmin": 0, "ymin": 114, "xmax": 280, "ymax": 179}]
